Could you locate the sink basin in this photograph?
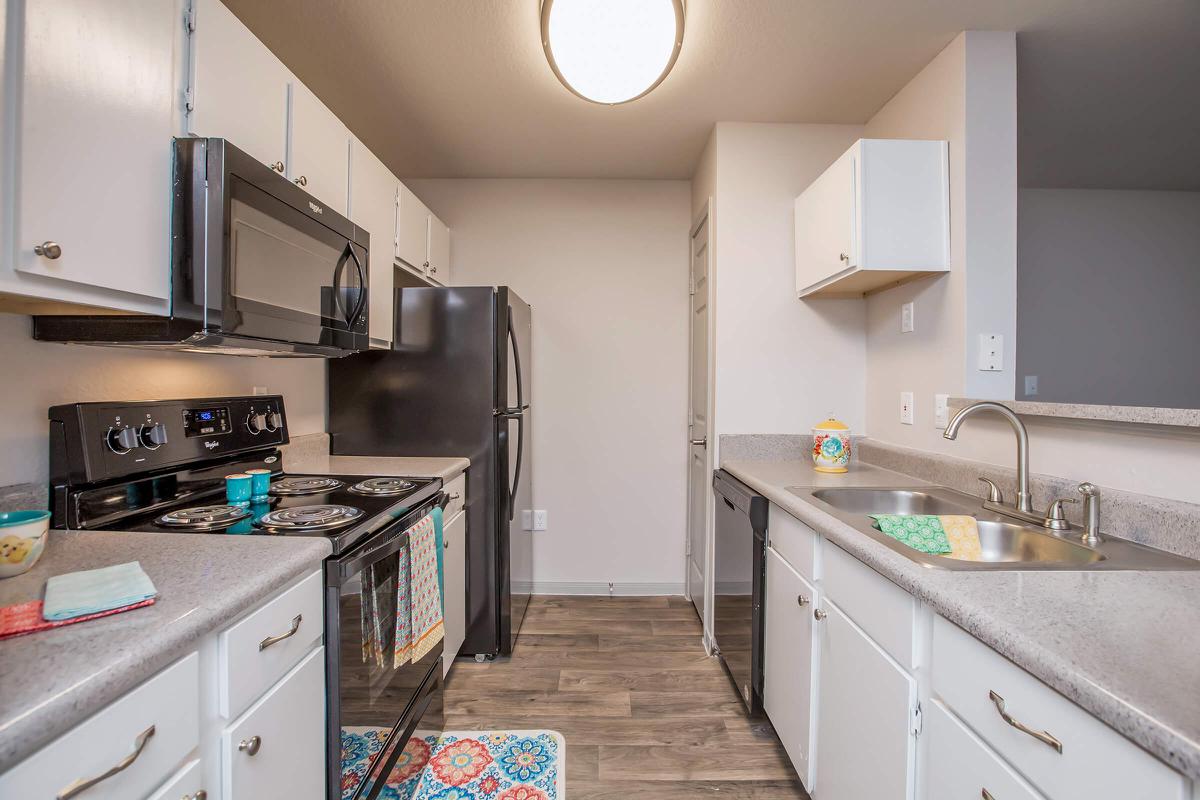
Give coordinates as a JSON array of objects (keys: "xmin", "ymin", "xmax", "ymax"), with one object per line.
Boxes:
[{"xmin": 787, "ymin": 484, "xmax": 1200, "ymax": 571}]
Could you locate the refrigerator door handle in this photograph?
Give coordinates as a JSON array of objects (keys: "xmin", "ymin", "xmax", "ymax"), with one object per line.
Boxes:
[
  {"xmin": 507, "ymin": 305, "xmax": 526, "ymax": 410},
  {"xmin": 503, "ymin": 410, "xmax": 525, "ymax": 522}
]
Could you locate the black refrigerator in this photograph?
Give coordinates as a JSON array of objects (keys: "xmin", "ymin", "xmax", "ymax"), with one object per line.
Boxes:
[{"xmin": 328, "ymin": 286, "xmax": 533, "ymax": 658}]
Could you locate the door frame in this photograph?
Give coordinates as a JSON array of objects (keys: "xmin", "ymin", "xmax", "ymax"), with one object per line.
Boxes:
[{"xmin": 685, "ymin": 198, "xmax": 717, "ymax": 653}]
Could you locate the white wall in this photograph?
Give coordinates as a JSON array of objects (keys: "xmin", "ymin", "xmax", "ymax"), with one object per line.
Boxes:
[
  {"xmin": 861, "ymin": 32, "xmax": 1200, "ymax": 504},
  {"xmin": 0, "ymin": 314, "xmax": 327, "ymax": 487},
  {"xmin": 408, "ymin": 179, "xmax": 692, "ymax": 592},
  {"xmin": 703, "ymin": 123, "xmax": 867, "ymax": 450}
]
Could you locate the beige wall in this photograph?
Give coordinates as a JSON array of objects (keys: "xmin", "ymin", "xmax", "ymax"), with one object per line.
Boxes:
[
  {"xmin": 861, "ymin": 32, "xmax": 1200, "ymax": 504},
  {"xmin": 704, "ymin": 123, "xmax": 867, "ymax": 450},
  {"xmin": 0, "ymin": 314, "xmax": 327, "ymax": 487},
  {"xmin": 408, "ymin": 179, "xmax": 692, "ymax": 591}
]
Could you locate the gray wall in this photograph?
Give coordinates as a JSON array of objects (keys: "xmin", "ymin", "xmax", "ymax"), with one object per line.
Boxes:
[{"xmin": 1016, "ymin": 189, "xmax": 1200, "ymax": 409}]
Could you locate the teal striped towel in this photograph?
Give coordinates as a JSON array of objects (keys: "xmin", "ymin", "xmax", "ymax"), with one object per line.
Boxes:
[{"xmin": 42, "ymin": 561, "xmax": 158, "ymax": 621}]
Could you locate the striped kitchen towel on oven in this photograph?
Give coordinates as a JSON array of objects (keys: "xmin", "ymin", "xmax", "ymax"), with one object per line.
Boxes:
[{"xmin": 408, "ymin": 513, "xmax": 444, "ymax": 663}]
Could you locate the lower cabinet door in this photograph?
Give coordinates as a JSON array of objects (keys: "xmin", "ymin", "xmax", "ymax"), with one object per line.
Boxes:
[
  {"xmin": 147, "ymin": 758, "xmax": 207, "ymax": 800},
  {"xmin": 222, "ymin": 646, "xmax": 325, "ymax": 800},
  {"xmin": 442, "ymin": 509, "xmax": 467, "ymax": 676},
  {"xmin": 763, "ymin": 546, "xmax": 817, "ymax": 789},
  {"xmin": 926, "ymin": 699, "xmax": 1046, "ymax": 800},
  {"xmin": 814, "ymin": 600, "xmax": 916, "ymax": 800}
]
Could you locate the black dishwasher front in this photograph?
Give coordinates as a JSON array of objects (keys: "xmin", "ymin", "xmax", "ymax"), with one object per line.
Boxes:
[{"xmin": 712, "ymin": 469, "xmax": 768, "ymax": 713}]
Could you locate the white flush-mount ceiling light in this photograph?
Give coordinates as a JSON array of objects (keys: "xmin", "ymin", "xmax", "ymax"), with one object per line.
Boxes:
[{"xmin": 541, "ymin": 0, "xmax": 685, "ymax": 105}]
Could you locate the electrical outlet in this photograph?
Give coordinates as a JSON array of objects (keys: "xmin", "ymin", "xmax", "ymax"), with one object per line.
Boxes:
[
  {"xmin": 978, "ymin": 334, "xmax": 1004, "ymax": 371},
  {"xmin": 520, "ymin": 510, "xmax": 533, "ymax": 531},
  {"xmin": 532, "ymin": 510, "xmax": 548, "ymax": 531},
  {"xmin": 901, "ymin": 302, "xmax": 914, "ymax": 333},
  {"xmin": 934, "ymin": 393, "xmax": 949, "ymax": 429},
  {"xmin": 900, "ymin": 392, "xmax": 914, "ymax": 425},
  {"xmin": 252, "ymin": 385, "xmax": 270, "ymax": 396},
  {"xmin": 1025, "ymin": 375, "xmax": 1039, "ymax": 396}
]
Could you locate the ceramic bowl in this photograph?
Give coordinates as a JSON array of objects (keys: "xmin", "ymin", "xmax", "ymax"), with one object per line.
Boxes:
[{"xmin": 0, "ymin": 510, "xmax": 50, "ymax": 578}]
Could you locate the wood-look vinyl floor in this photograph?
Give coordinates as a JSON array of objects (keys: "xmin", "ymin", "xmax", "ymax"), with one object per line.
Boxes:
[{"xmin": 444, "ymin": 595, "xmax": 811, "ymax": 799}]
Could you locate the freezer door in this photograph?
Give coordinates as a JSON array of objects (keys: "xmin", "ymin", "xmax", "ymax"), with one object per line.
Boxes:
[
  {"xmin": 497, "ymin": 407, "xmax": 533, "ymax": 654},
  {"xmin": 498, "ymin": 287, "xmax": 532, "ymax": 412}
]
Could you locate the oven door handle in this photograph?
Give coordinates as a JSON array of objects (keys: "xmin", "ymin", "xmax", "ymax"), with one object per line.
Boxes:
[{"xmin": 335, "ymin": 499, "xmax": 440, "ymax": 581}]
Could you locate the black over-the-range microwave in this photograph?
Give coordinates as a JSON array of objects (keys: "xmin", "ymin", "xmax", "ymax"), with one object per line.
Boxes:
[{"xmin": 35, "ymin": 137, "xmax": 370, "ymax": 357}]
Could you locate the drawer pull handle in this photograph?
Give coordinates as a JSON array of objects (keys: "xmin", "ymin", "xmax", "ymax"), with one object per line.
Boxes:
[
  {"xmin": 239, "ymin": 735, "xmax": 262, "ymax": 756},
  {"xmin": 57, "ymin": 724, "xmax": 155, "ymax": 799},
  {"xmin": 988, "ymin": 690, "xmax": 1063, "ymax": 753},
  {"xmin": 982, "ymin": 790, "xmax": 996, "ymax": 800},
  {"xmin": 186, "ymin": 792, "xmax": 208, "ymax": 800},
  {"xmin": 259, "ymin": 614, "xmax": 302, "ymax": 651}
]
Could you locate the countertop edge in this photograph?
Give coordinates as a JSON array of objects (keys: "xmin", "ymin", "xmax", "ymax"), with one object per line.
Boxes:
[
  {"xmin": 0, "ymin": 535, "xmax": 331, "ymax": 773},
  {"xmin": 720, "ymin": 459, "xmax": 1200, "ymax": 782}
]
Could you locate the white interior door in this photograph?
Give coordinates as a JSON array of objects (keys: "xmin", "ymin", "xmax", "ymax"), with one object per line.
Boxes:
[{"xmin": 686, "ymin": 201, "xmax": 713, "ymax": 625}]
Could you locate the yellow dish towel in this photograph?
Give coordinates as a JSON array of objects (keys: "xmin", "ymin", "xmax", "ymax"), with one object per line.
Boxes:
[{"xmin": 939, "ymin": 515, "xmax": 982, "ymax": 561}]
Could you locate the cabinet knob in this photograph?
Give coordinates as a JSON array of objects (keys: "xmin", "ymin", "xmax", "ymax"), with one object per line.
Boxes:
[
  {"xmin": 796, "ymin": 594, "xmax": 809, "ymax": 607},
  {"xmin": 294, "ymin": 175, "xmax": 308, "ymax": 187},
  {"xmin": 444, "ymin": 539, "xmax": 450, "ymax": 549},
  {"xmin": 187, "ymin": 792, "xmax": 208, "ymax": 800},
  {"xmin": 430, "ymin": 266, "xmax": 438, "ymax": 273},
  {"xmin": 813, "ymin": 608, "xmax": 827, "ymax": 621},
  {"xmin": 238, "ymin": 735, "xmax": 262, "ymax": 756},
  {"xmin": 34, "ymin": 241, "xmax": 62, "ymax": 259},
  {"xmin": 839, "ymin": 252, "xmax": 849, "ymax": 263},
  {"xmin": 270, "ymin": 161, "xmax": 285, "ymax": 173}
]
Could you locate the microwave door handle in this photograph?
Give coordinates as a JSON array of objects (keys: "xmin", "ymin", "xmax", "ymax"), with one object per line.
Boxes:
[
  {"xmin": 332, "ymin": 247, "xmax": 351, "ymax": 322},
  {"xmin": 346, "ymin": 243, "xmax": 367, "ymax": 326}
]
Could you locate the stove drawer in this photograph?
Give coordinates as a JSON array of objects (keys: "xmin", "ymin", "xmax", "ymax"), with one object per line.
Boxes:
[
  {"xmin": 219, "ymin": 569, "xmax": 323, "ymax": 719},
  {"xmin": 444, "ymin": 471, "xmax": 466, "ymax": 520}
]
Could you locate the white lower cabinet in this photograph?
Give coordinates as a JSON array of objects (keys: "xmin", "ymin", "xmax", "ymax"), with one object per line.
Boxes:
[
  {"xmin": 443, "ymin": 507, "xmax": 467, "ymax": 676},
  {"xmin": 222, "ymin": 646, "xmax": 326, "ymax": 800},
  {"xmin": 763, "ymin": 546, "xmax": 817, "ymax": 789},
  {"xmin": 815, "ymin": 599, "xmax": 917, "ymax": 800},
  {"xmin": 926, "ymin": 699, "xmax": 1045, "ymax": 800}
]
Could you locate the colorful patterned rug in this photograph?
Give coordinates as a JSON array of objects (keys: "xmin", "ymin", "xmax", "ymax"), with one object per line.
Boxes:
[{"xmin": 342, "ymin": 728, "xmax": 565, "ymax": 800}]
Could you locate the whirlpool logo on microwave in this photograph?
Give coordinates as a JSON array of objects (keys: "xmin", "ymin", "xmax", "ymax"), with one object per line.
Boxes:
[{"xmin": 308, "ymin": 201, "xmax": 323, "ymax": 215}]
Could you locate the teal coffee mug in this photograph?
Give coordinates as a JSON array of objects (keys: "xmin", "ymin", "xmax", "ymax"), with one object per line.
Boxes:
[
  {"xmin": 246, "ymin": 468, "xmax": 272, "ymax": 501},
  {"xmin": 225, "ymin": 473, "xmax": 252, "ymax": 506}
]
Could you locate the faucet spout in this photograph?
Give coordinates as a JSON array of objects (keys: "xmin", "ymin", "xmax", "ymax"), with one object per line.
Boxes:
[{"xmin": 943, "ymin": 401, "xmax": 1033, "ymax": 514}]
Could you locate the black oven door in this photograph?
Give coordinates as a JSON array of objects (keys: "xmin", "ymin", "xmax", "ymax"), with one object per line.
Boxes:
[
  {"xmin": 327, "ymin": 505, "xmax": 445, "ymax": 800},
  {"xmin": 176, "ymin": 138, "xmax": 370, "ymax": 353}
]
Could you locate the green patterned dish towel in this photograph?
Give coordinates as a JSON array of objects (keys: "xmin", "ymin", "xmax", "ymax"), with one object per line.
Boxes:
[{"xmin": 868, "ymin": 514, "xmax": 953, "ymax": 555}]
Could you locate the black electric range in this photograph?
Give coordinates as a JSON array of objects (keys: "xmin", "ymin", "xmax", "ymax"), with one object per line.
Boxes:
[{"xmin": 48, "ymin": 396, "xmax": 448, "ymax": 800}]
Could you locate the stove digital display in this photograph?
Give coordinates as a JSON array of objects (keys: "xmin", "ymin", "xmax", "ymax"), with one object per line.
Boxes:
[{"xmin": 182, "ymin": 406, "xmax": 231, "ymax": 437}]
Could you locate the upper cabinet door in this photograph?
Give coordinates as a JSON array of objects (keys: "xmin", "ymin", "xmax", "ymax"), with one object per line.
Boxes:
[
  {"xmin": 428, "ymin": 214, "xmax": 450, "ymax": 285},
  {"xmin": 349, "ymin": 138, "xmax": 398, "ymax": 345},
  {"xmin": 288, "ymin": 82, "xmax": 349, "ymax": 215},
  {"xmin": 188, "ymin": 0, "xmax": 288, "ymax": 172},
  {"xmin": 794, "ymin": 144, "xmax": 858, "ymax": 293},
  {"xmin": 14, "ymin": 0, "xmax": 178, "ymax": 301},
  {"xmin": 396, "ymin": 183, "xmax": 431, "ymax": 273}
]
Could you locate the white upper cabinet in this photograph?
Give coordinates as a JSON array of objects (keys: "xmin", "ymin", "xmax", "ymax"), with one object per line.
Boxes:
[
  {"xmin": 188, "ymin": 0, "xmax": 288, "ymax": 172},
  {"xmin": 396, "ymin": 183, "xmax": 431, "ymax": 274},
  {"xmin": 428, "ymin": 214, "xmax": 451, "ymax": 285},
  {"xmin": 288, "ymin": 82, "xmax": 349, "ymax": 215},
  {"xmin": 349, "ymin": 138, "xmax": 399, "ymax": 345},
  {"xmin": 9, "ymin": 0, "xmax": 179, "ymax": 309},
  {"xmin": 795, "ymin": 138, "xmax": 949, "ymax": 298}
]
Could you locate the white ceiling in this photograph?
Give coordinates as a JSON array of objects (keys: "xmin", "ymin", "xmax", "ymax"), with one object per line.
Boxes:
[{"xmin": 223, "ymin": 0, "xmax": 1200, "ymax": 186}]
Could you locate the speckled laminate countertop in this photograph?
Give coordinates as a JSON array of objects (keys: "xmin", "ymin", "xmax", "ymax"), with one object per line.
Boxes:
[
  {"xmin": 0, "ymin": 530, "xmax": 330, "ymax": 772},
  {"xmin": 286, "ymin": 453, "xmax": 470, "ymax": 482},
  {"xmin": 721, "ymin": 459, "xmax": 1200, "ymax": 781}
]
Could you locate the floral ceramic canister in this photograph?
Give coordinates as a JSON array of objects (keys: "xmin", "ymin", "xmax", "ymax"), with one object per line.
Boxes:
[{"xmin": 812, "ymin": 418, "xmax": 851, "ymax": 473}]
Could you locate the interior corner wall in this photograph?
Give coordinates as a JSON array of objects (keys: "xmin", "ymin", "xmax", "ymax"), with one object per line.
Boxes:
[
  {"xmin": 707, "ymin": 122, "xmax": 867, "ymax": 449},
  {"xmin": 861, "ymin": 32, "xmax": 1200, "ymax": 504},
  {"xmin": 406, "ymin": 179, "xmax": 692, "ymax": 591}
]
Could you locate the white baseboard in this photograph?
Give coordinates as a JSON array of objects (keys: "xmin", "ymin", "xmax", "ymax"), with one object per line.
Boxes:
[{"xmin": 517, "ymin": 581, "xmax": 686, "ymax": 597}]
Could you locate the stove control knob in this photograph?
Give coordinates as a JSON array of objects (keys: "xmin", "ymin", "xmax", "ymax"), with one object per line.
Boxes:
[
  {"xmin": 138, "ymin": 422, "xmax": 169, "ymax": 449},
  {"xmin": 266, "ymin": 411, "xmax": 282, "ymax": 432},
  {"xmin": 106, "ymin": 426, "xmax": 140, "ymax": 454},
  {"xmin": 246, "ymin": 412, "xmax": 268, "ymax": 434}
]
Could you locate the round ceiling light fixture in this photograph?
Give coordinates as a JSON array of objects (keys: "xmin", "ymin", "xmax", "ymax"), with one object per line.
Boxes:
[{"xmin": 540, "ymin": 0, "xmax": 685, "ymax": 105}]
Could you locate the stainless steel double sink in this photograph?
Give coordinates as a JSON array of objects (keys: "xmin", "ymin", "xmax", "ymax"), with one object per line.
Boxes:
[{"xmin": 788, "ymin": 485, "xmax": 1200, "ymax": 571}]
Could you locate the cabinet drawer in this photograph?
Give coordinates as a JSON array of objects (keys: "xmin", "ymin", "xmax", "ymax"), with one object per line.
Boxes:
[
  {"xmin": 822, "ymin": 540, "xmax": 916, "ymax": 668},
  {"xmin": 219, "ymin": 569, "xmax": 323, "ymax": 719},
  {"xmin": 932, "ymin": 616, "xmax": 1187, "ymax": 799},
  {"xmin": 0, "ymin": 653, "xmax": 199, "ymax": 799},
  {"xmin": 444, "ymin": 471, "xmax": 467, "ymax": 520},
  {"xmin": 767, "ymin": 503, "xmax": 818, "ymax": 581},
  {"xmin": 926, "ymin": 699, "xmax": 1045, "ymax": 800},
  {"xmin": 147, "ymin": 758, "xmax": 206, "ymax": 800},
  {"xmin": 222, "ymin": 646, "xmax": 326, "ymax": 800}
]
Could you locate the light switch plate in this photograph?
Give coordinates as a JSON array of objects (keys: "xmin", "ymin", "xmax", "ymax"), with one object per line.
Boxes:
[
  {"xmin": 521, "ymin": 510, "xmax": 533, "ymax": 531},
  {"xmin": 934, "ymin": 393, "xmax": 949, "ymax": 429},
  {"xmin": 901, "ymin": 302, "xmax": 914, "ymax": 333},
  {"xmin": 532, "ymin": 510, "xmax": 548, "ymax": 531},
  {"xmin": 978, "ymin": 334, "xmax": 1004, "ymax": 371},
  {"xmin": 900, "ymin": 392, "xmax": 914, "ymax": 425},
  {"xmin": 1025, "ymin": 375, "xmax": 1039, "ymax": 396}
]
